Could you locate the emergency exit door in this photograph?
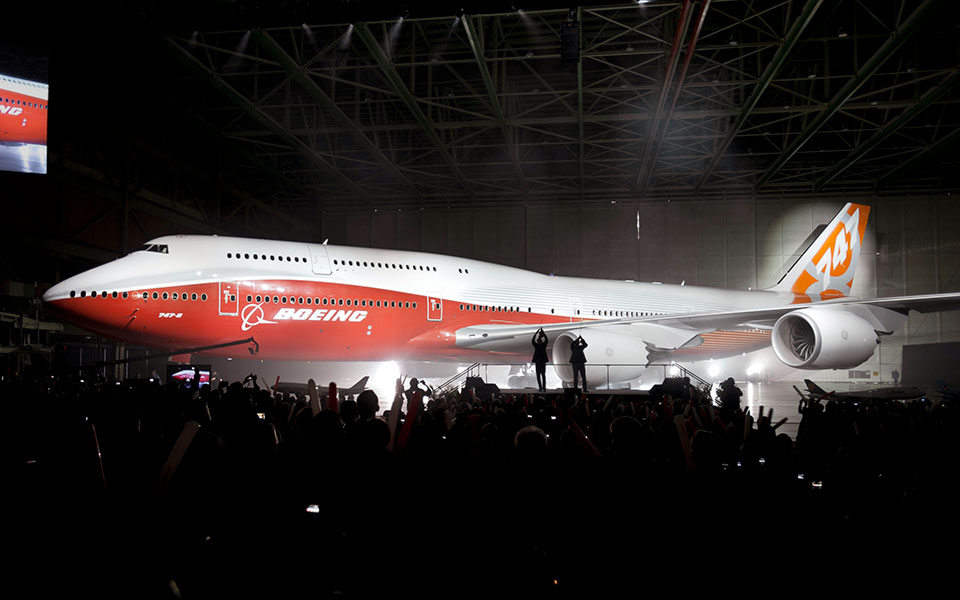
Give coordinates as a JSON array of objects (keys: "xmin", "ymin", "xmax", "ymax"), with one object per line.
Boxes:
[
  {"xmin": 219, "ymin": 281, "xmax": 239, "ymax": 316},
  {"xmin": 427, "ymin": 296, "xmax": 443, "ymax": 321}
]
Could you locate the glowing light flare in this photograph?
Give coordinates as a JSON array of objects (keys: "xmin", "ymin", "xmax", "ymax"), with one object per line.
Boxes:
[
  {"xmin": 370, "ymin": 360, "xmax": 402, "ymax": 412},
  {"xmin": 745, "ymin": 361, "xmax": 764, "ymax": 377}
]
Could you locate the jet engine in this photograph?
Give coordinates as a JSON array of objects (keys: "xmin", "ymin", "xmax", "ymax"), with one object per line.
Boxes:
[
  {"xmin": 771, "ymin": 308, "xmax": 879, "ymax": 369},
  {"xmin": 551, "ymin": 330, "xmax": 648, "ymax": 387}
]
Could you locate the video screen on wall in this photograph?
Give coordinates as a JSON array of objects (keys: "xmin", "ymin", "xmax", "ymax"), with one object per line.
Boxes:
[{"xmin": 0, "ymin": 58, "xmax": 48, "ymax": 174}]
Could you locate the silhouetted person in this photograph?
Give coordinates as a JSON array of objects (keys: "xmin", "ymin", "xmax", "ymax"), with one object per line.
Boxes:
[
  {"xmin": 531, "ymin": 328, "xmax": 549, "ymax": 392},
  {"xmin": 717, "ymin": 377, "xmax": 742, "ymax": 417},
  {"xmin": 404, "ymin": 378, "xmax": 431, "ymax": 409},
  {"xmin": 570, "ymin": 335, "xmax": 588, "ymax": 391},
  {"xmin": 356, "ymin": 389, "xmax": 379, "ymax": 422}
]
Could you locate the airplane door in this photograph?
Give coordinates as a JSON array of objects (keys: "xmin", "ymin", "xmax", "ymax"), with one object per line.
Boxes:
[
  {"xmin": 219, "ymin": 281, "xmax": 239, "ymax": 316},
  {"xmin": 310, "ymin": 244, "xmax": 331, "ymax": 275},
  {"xmin": 427, "ymin": 296, "xmax": 443, "ymax": 322}
]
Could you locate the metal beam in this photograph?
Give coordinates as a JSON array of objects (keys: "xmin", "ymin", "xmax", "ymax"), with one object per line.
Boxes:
[
  {"xmin": 639, "ymin": 0, "xmax": 712, "ymax": 194},
  {"xmin": 879, "ymin": 125, "xmax": 960, "ymax": 184},
  {"xmin": 577, "ymin": 6, "xmax": 584, "ymax": 201},
  {"xmin": 164, "ymin": 36, "xmax": 366, "ymax": 198},
  {"xmin": 815, "ymin": 68, "xmax": 960, "ymax": 191},
  {"xmin": 633, "ymin": 0, "xmax": 694, "ymax": 195},
  {"xmin": 697, "ymin": 0, "xmax": 823, "ymax": 192},
  {"xmin": 354, "ymin": 22, "xmax": 475, "ymax": 199},
  {"xmin": 462, "ymin": 15, "xmax": 528, "ymax": 197},
  {"xmin": 251, "ymin": 28, "xmax": 420, "ymax": 196},
  {"xmin": 755, "ymin": 0, "xmax": 942, "ymax": 190}
]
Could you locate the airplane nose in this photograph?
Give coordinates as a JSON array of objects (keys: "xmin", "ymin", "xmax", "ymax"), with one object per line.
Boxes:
[{"xmin": 43, "ymin": 280, "xmax": 70, "ymax": 303}]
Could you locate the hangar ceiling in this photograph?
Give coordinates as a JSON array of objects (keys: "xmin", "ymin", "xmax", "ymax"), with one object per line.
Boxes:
[
  {"xmin": 4, "ymin": 0, "xmax": 960, "ymax": 278},
  {"xmin": 154, "ymin": 0, "xmax": 960, "ymax": 209}
]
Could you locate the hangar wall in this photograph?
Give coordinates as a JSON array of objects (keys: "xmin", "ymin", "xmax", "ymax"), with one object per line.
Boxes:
[{"xmin": 320, "ymin": 196, "xmax": 960, "ymax": 383}]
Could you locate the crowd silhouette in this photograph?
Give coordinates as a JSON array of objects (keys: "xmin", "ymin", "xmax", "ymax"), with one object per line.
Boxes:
[{"xmin": 5, "ymin": 371, "xmax": 957, "ymax": 597}]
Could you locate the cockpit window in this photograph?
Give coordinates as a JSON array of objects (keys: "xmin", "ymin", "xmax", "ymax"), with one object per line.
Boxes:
[{"xmin": 142, "ymin": 244, "xmax": 169, "ymax": 254}]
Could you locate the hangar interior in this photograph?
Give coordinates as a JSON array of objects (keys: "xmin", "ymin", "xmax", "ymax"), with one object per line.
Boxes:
[{"xmin": 3, "ymin": 0, "xmax": 960, "ymax": 385}]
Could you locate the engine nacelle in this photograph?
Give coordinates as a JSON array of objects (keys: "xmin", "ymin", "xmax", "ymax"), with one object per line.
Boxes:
[
  {"xmin": 771, "ymin": 308, "xmax": 879, "ymax": 369},
  {"xmin": 551, "ymin": 330, "xmax": 648, "ymax": 387}
]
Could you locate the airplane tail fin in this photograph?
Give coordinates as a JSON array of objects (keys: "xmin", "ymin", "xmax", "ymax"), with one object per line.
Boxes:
[
  {"xmin": 767, "ymin": 203, "xmax": 870, "ymax": 301},
  {"xmin": 344, "ymin": 376, "xmax": 369, "ymax": 393},
  {"xmin": 804, "ymin": 379, "xmax": 828, "ymax": 396}
]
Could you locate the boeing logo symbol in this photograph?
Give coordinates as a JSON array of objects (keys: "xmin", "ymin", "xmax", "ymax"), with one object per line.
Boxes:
[{"xmin": 240, "ymin": 303, "xmax": 276, "ymax": 331}]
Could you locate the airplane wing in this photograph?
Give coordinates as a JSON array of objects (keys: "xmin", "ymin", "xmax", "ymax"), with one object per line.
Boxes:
[{"xmin": 453, "ymin": 291, "xmax": 960, "ymax": 356}]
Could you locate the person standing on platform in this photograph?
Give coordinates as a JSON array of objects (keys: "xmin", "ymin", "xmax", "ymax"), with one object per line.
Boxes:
[
  {"xmin": 531, "ymin": 328, "xmax": 549, "ymax": 393},
  {"xmin": 569, "ymin": 335, "xmax": 588, "ymax": 392}
]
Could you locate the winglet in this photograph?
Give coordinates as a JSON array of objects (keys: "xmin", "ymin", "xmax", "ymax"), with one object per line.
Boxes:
[{"xmin": 768, "ymin": 203, "xmax": 870, "ymax": 301}]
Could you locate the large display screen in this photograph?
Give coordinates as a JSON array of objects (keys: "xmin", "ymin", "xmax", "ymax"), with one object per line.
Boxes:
[
  {"xmin": 167, "ymin": 364, "xmax": 212, "ymax": 386},
  {"xmin": 0, "ymin": 71, "xmax": 48, "ymax": 174}
]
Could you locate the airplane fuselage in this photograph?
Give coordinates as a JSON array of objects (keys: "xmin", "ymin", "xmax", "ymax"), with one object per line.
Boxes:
[{"xmin": 43, "ymin": 235, "xmax": 793, "ymax": 363}]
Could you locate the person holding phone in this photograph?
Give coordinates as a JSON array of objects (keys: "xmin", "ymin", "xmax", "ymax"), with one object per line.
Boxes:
[{"xmin": 569, "ymin": 335, "xmax": 588, "ymax": 392}]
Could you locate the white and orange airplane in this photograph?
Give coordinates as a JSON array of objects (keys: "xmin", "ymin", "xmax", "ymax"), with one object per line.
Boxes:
[
  {"xmin": 0, "ymin": 73, "xmax": 48, "ymax": 145},
  {"xmin": 42, "ymin": 203, "xmax": 960, "ymax": 384}
]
